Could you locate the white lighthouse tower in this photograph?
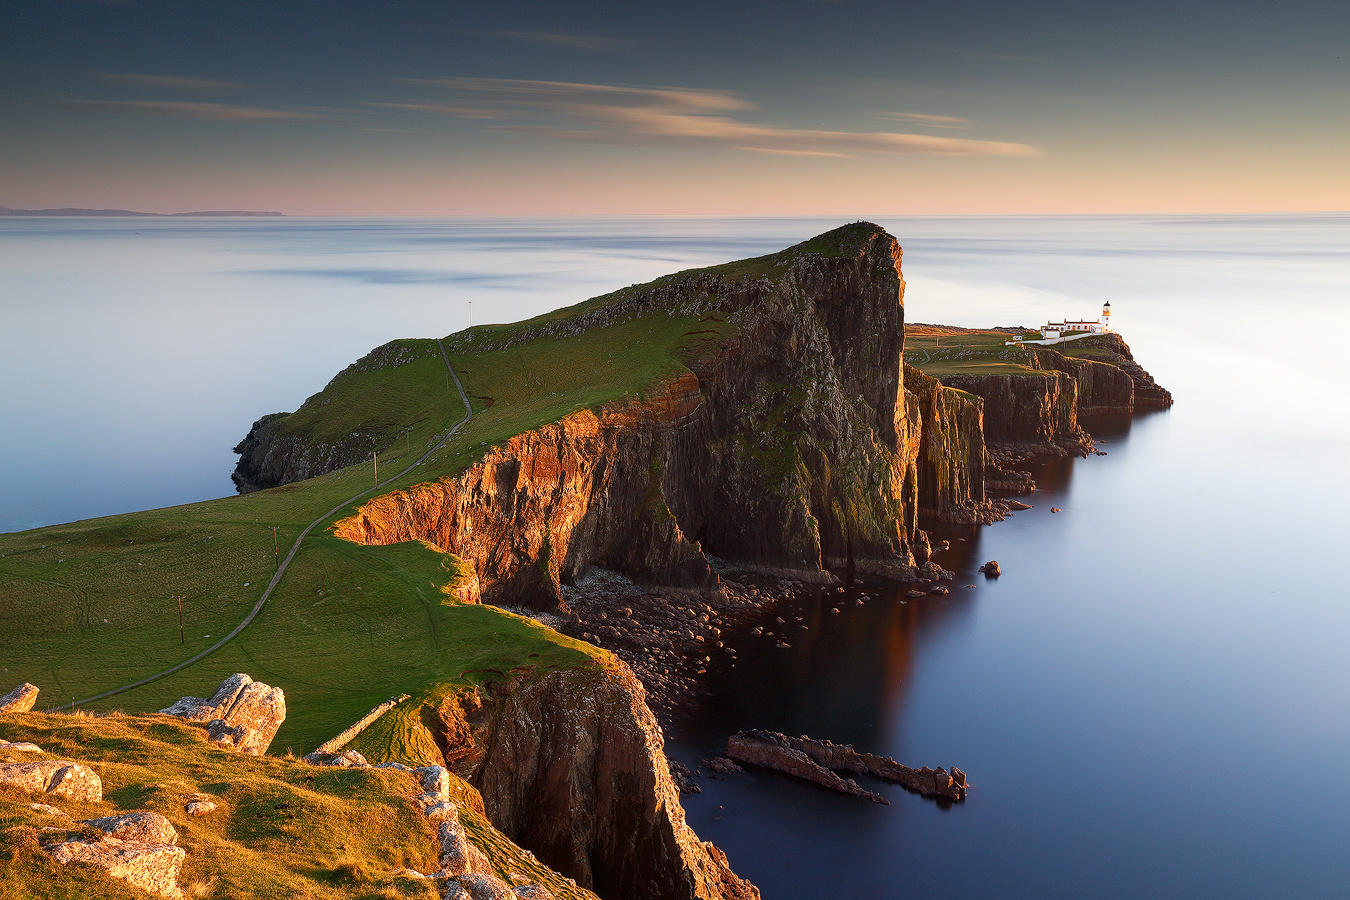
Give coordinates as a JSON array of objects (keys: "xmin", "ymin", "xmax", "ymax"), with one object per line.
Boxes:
[{"xmin": 1101, "ymin": 299, "xmax": 1112, "ymax": 333}]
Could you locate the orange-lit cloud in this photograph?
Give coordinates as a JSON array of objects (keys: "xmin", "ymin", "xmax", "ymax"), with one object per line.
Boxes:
[{"xmin": 384, "ymin": 77, "xmax": 1040, "ymax": 158}]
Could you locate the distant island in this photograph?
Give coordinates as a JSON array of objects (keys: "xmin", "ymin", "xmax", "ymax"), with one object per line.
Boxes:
[{"xmin": 0, "ymin": 206, "xmax": 284, "ymax": 217}]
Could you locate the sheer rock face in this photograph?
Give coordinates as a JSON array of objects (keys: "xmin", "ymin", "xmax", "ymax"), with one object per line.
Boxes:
[
  {"xmin": 334, "ymin": 227, "xmax": 916, "ymax": 608},
  {"xmin": 0, "ymin": 760, "xmax": 102, "ymax": 801},
  {"xmin": 160, "ymin": 674, "xmax": 286, "ymax": 755},
  {"xmin": 437, "ymin": 664, "xmax": 759, "ymax": 900},
  {"xmin": 942, "ymin": 370, "xmax": 1091, "ymax": 454},
  {"xmin": 904, "ymin": 365, "xmax": 988, "ymax": 523},
  {"xmin": 1034, "ymin": 348, "xmax": 1136, "ymax": 415},
  {"xmin": 0, "ymin": 682, "xmax": 39, "ymax": 714}
]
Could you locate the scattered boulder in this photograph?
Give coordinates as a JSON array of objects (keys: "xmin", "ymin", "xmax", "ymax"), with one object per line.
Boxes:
[
  {"xmin": 0, "ymin": 760, "xmax": 102, "ymax": 801},
  {"xmin": 47, "ymin": 837, "xmax": 185, "ymax": 899},
  {"xmin": 309, "ymin": 749, "xmax": 368, "ymax": 768},
  {"xmin": 1006, "ymin": 500, "xmax": 1032, "ymax": 511},
  {"xmin": 979, "ymin": 561, "xmax": 1001, "ymax": 577},
  {"xmin": 513, "ymin": 885, "xmax": 555, "ymax": 900},
  {"xmin": 1051, "ymin": 507, "xmax": 1062, "ymax": 513},
  {"xmin": 929, "ymin": 585, "xmax": 949, "ymax": 596},
  {"xmin": 702, "ymin": 756, "xmax": 742, "ymax": 776},
  {"xmin": 669, "ymin": 760, "xmax": 701, "ymax": 794},
  {"xmin": 83, "ymin": 812, "xmax": 178, "ymax": 845},
  {"xmin": 438, "ymin": 816, "xmax": 493, "ymax": 877},
  {"xmin": 185, "ymin": 800, "xmax": 217, "ymax": 817},
  {"xmin": 0, "ymin": 740, "xmax": 43, "ymax": 753},
  {"xmin": 906, "ymin": 589, "xmax": 925, "ymax": 599},
  {"xmin": 443, "ymin": 872, "xmax": 518, "ymax": 900},
  {"xmin": 161, "ymin": 674, "xmax": 285, "ymax": 755},
  {"xmin": 27, "ymin": 802, "xmax": 65, "ymax": 816},
  {"xmin": 0, "ymin": 682, "xmax": 39, "ymax": 714}
]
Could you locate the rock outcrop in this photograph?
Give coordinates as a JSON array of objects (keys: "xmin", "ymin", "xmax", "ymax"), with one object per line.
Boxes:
[
  {"xmin": 0, "ymin": 759, "xmax": 102, "ymax": 801},
  {"xmin": 729, "ymin": 730, "xmax": 967, "ymax": 802},
  {"xmin": 159, "ymin": 673, "xmax": 285, "ymax": 755},
  {"xmin": 434, "ymin": 663, "xmax": 759, "ymax": 900},
  {"xmin": 0, "ymin": 682, "xmax": 39, "ymax": 713},
  {"xmin": 725, "ymin": 732, "xmax": 886, "ymax": 803}
]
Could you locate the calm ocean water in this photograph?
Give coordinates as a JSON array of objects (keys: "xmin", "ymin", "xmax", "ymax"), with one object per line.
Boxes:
[{"xmin": 3, "ymin": 214, "xmax": 1349, "ymax": 896}]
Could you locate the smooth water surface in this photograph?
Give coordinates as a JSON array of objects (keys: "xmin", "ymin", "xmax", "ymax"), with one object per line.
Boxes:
[{"xmin": 3, "ymin": 214, "xmax": 1349, "ymax": 896}]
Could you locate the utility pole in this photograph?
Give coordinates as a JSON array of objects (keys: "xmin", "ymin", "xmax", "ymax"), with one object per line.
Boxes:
[
  {"xmin": 373, "ymin": 450, "xmax": 378, "ymax": 484},
  {"xmin": 468, "ymin": 300, "xmax": 473, "ymax": 328},
  {"xmin": 272, "ymin": 527, "xmax": 279, "ymax": 566},
  {"xmin": 174, "ymin": 595, "xmax": 185, "ymax": 645}
]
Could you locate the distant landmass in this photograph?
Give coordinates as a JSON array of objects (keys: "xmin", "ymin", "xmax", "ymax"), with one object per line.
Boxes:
[{"xmin": 0, "ymin": 206, "xmax": 284, "ymax": 217}]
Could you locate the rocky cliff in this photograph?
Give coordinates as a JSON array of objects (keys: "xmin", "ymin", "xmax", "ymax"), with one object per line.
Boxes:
[
  {"xmin": 432, "ymin": 664, "xmax": 758, "ymax": 900},
  {"xmin": 334, "ymin": 224, "xmax": 919, "ymax": 605},
  {"xmin": 941, "ymin": 369, "xmax": 1091, "ymax": 455},
  {"xmin": 903, "ymin": 365, "xmax": 991, "ymax": 523}
]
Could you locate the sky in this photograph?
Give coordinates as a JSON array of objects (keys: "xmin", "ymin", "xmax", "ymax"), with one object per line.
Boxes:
[{"xmin": 2, "ymin": 0, "xmax": 1347, "ymax": 215}]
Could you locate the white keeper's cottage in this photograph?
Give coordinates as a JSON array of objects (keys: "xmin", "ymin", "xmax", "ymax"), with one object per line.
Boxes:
[{"xmin": 1040, "ymin": 300, "xmax": 1112, "ymax": 339}]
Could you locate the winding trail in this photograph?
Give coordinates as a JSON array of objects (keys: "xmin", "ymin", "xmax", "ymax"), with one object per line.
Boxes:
[{"xmin": 65, "ymin": 339, "xmax": 472, "ymax": 709}]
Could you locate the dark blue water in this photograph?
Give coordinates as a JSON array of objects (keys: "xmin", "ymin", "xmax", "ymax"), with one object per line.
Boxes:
[{"xmin": 4, "ymin": 214, "xmax": 1349, "ymax": 896}]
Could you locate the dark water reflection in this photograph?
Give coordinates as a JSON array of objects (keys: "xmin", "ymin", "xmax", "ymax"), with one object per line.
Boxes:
[{"xmin": 672, "ymin": 404, "xmax": 1350, "ymax": 898}]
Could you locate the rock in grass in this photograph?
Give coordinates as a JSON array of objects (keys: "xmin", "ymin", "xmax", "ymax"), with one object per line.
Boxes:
[
  {"xmin": 443, "ymin": 872, "xmax": 519, "ymax": 900},
  {"xmin": 161, "ymin": 674, "xmax": 286, "ymax": 755},
  {"xmin": 0, "ymin": 740, "xmax": 43, "ymax": 753},
  {"xmin": 185, "ymin": 800, "xmax": 217, "ymax": 817},
  {"xmin": 0, "ymin": 760, "xmax": 102, "ymax": 801},
  {"xmin": 438, "ymin": 816, "xmax": 492, "ymax": 877},
  {"xmin": 0, "ymin": 682, "xmax": 39, "ymax": 714},
  {"xmin": 47, "ymin": 838, "xmax": 186, "ymax": 899},
  {"xmin": 83, "ymin": 812, "xmax": 178, "ymax": 845}
]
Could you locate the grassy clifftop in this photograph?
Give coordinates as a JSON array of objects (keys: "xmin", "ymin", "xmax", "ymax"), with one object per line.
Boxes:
[
  {"xmin": 0, "ymin": 711, "xmax": 598, "ymax": 899},
  {"xmin": 0, "ymin": 226, "xmax": 806, "ymax": 751}
]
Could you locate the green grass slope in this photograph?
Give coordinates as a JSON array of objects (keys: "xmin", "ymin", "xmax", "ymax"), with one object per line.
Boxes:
[
  {"xmin": 0, "ymin": 242, "xmax": 752, "ymax": 755},
  {"xmin": 0, "ymin": 711, "xmax": 598, "ymax": 899}
]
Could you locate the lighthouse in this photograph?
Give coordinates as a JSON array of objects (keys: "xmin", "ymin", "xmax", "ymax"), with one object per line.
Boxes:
[{"xmin": 1101, "ymin": 300, "xmax": 1112, "ymax": 333}]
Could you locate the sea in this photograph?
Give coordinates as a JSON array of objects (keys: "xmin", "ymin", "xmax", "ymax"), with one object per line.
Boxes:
[{"xmin": 2, "ymin": 213, "xmax": 1348, "ymax": 896}]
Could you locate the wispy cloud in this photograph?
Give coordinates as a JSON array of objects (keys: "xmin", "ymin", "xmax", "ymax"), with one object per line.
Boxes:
[
  {"xmin": 880, "ymin": 112, "xmax": 972, "ymax": 128},
  {"xmin": 98, "ymin": 72, "xmax": 248, "ymax": 90},
  {"xmin": 384, "ymin": 77, "xmax": 1040, "ymax": 158},
  {"xmin": 473, "ymin": 30, "xmax": 636, "ymax": 53},
  {"xmin": 71, "ymin": 100, "xmax": 317, "ymax": 120}
]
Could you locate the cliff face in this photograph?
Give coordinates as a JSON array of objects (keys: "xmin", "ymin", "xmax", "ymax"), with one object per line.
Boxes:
[
  {"xmin": 335, "ymin": 227, "xmax": 918, "ymax": 604},
  {"xmin": 434, "ymin": 664, "xmax": 759, "ymax": 900},
  {"xmin": 903, "ymin": 365, "xmax": 987, "ymax": 523},
  {"xmin": 941, "ymin": 370, "xmax": 1090, "ymax": 454},
  {"xmin": 1033, "ymin": 348, "xmax": 1136, "ymax": 415},
  {"xmin": 1069, "ymin": 333, "xmax": 1173, "ymax": 407}
]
